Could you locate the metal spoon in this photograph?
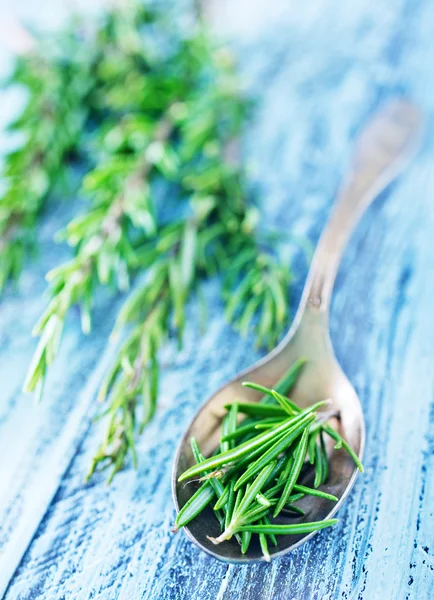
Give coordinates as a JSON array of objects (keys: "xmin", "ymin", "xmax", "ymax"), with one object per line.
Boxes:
[{"xmin": 172, "ymin": 99, "xmax": 423, "ymax": 563}]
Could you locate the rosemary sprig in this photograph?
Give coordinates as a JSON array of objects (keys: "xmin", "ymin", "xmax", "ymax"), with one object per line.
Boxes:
[
  {"xmin": 223, "ymin": 236, "xmax": 292, "ymax": 350},
  {"xmin": 23, "ymin": 8, "xmax": 237, "ymax": 402},
  {"xmin": 175, "ymin": 360, "xmax": 363, "ymax": 561},
  {"xmin": 23, "ymin": 111, "xmax": 174, "ymax": 401},
  {"xmin": 0, "ymin": 31, "xmax": 92, "ymax": 291},
  {"xmin": 16, "ymin": 2, "xmax": 299, "ymax": 481}
]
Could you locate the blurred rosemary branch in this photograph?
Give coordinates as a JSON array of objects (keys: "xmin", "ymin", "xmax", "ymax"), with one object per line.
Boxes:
[
  {"xmin": 2, "ymin": 2, "xmax": 299, "ymax": 481},
  {"xmin": 0, "ymin": 28, "xmax": 93, "ymax": 290}
]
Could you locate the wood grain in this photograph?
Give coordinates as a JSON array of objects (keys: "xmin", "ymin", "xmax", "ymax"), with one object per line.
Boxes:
[{"xmin": 1, "ymin": 0, "xmax": 434, "ymax": 598}]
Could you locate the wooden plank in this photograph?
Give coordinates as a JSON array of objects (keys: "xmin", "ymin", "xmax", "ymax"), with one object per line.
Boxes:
[
  {"xmin": 2, "ymin": 0, "xmax": 434, "ymax": 598},
  {"xmin": 0, "ymin": 212, "xmax": 126, "ymax": 598}
]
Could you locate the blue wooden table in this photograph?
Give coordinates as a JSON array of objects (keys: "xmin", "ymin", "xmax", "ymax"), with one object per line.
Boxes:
[{"xmin": 1, "ymin": 0, "xmax": 434, "ymax": 598}]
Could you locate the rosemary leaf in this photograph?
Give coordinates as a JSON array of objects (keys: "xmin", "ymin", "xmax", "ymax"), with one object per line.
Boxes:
[{"xmin": 237, "ymin": 519, "xmax": 339, "ymax": 536}]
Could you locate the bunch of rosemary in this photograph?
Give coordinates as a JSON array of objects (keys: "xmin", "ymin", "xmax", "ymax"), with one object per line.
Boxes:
[
  {"xmin": 2, "ymin": 2, "xmax": 296, "ymax": 481},
  {"xmin": 175, "ymin": 360, "xmax": 363, "ymax": 561}
]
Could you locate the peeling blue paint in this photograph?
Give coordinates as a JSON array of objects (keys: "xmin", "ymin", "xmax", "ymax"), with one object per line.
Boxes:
[{"xmin": 1, "ymin": 0, "xmax": 434, "ymax": 599}]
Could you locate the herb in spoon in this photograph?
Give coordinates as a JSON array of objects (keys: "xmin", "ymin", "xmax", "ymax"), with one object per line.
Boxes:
[{"xmin": 174, "ymin": 360, "xmax": 363, "ymax": 561}]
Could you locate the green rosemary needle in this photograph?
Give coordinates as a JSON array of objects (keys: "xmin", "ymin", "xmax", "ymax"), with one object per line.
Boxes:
[
  {"xmin": 241, "ymin": 530, "xmax": 252, "ymax": 554},
  {"xmin": 273, "ymin": 427, "xmax": 310, "ymax": 517},
  {"xmin": 323, "ymin": 424, "xmax": 364, "ymax": 473},
  {"xmin": 224, "ymin": 403, "xmax": 287, "ymax": 418},
  {"xmin": 259, "ymin": 529, "xmax": 271, "ymax": 562},
  {"xmin": 214, "ymin": 485, "xmax": 230, "ymax": 511},
  {"xmin": 174, "ymin": 484, "xmax": 215, "ymax": 531},
  {"xmin": 237, "ymin": 520, "xmax": 339, "ymax": 536}
]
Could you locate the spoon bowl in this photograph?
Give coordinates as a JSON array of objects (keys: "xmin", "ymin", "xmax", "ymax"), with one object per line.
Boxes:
[{"xmin": 172, "ymin": 99, "xmax": 423, "ymax": 563}]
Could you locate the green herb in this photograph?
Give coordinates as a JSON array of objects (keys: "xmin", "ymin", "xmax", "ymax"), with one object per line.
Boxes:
[
  {"xmin": 220, "ymin": 417, "xmax": 281, "ymax": 443},
  {"xmin": 175, "ymin": 360, "xmax": 363, "ymax": 561},
  {"xmin": 241, "ymin": 530, "xmax": 252, "ymax": 554},
  {"xmin": 262, "ymin": 515, "xmax": 278, "ymax": 547},
  {"xmin": 237, "ymin": 520, "xmax": 338, "ymax": 535},
  {"xmin": 291, "ymin": 484, "xmax": 337, "ymax": 502},
  {"xmin": 273, "ymin": 427, "xmax": 310, "ymax": 517},
  {"xmin": 220, "ymin": 403, "xmax": 238, "ymax": 453},
  {"xmin": 0, "ymin": 28, "xmax": 92, "ymax": 292},
  {"xmin": 224, "ymin": 403, "xmax": 287, "ymax": 418},
  {"xmin": 9, "ymin": 1, "xmax": 297, "ymax": 481},
  {"xmin": 322, "ymin": 423, "xmax": 364, "ymax": 472},
  {"xmin": 242, "ymin": 356, "xmax": 307, "ymax": 406},
  {"xmin": 284, "ymin": 503, "xmax": 305, "ymax": 516},
  {"xmin": 174, "ymin": 483, "xmax": 215, "ymax": 531},
  {"xmin": 285, "ymin": 492, "xmax": 305, "ymax": 504},
  {"xmin": 214, "ymin": 485, "xmax": 230, "ymax": 511},
  {"xmin": 259, "ymin": 527, "xmax": 271, "ymax": 562}
]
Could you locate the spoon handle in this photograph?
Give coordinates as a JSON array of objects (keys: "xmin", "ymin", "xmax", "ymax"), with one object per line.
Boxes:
[{"xmin": 303, "ymin": 99, "xmax": 423, "ymax": 313}]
